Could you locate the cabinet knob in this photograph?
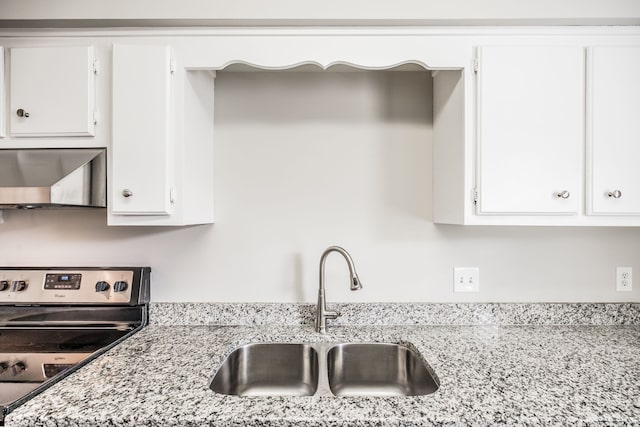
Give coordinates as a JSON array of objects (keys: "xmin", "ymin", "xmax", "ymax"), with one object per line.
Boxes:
[
  {"xmin": 556, "ymin": 191, "xmax": 570, "ymax": 199},
  {"xmin": 122, "ymin": 189, "xmax": 133, "ymax": 198},
  {"xmin": 16, "ymin": 108, "xmax": 29, "ymax": 118},
  {"xmin": 608, "ymin": 190, "xmax": 622, "ymax": 199}
]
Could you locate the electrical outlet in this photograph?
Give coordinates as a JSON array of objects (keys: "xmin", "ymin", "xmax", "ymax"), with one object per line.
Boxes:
[
  {"xmin": 454, "ymin": 267, "xmax": 480, "ymax": 292},
  {"xmin": 616, "ymin": 267, "xmax": 632, "ymax": 292}
]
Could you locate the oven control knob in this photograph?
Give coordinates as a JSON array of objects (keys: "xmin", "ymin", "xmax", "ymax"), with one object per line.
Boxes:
[
  {"xmin": 95, "ymin": 281, "xmax": 110, "ymax": 292},
  {"xmin": 0, "ymin": 362, "xmax": 7, "ymax": 374},
  {"xmin": 11, "ymin": 362, "xmax": 26, "ymax": 376},
  {"xmin": 12, "ymin": 281, "xmax": 28, "ymax": 292},
  {"xmin": 113, "ymin": 281, "xmax": 128, "ymax": 293},
  {"xmin": 0, "ymin": 280, "xmax": 9, "ymax": 291}
]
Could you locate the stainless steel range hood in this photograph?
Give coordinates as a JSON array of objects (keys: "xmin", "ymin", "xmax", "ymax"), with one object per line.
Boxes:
[{"xmin": 0, "ymin": 149, "xmax": 106, "ymax": 209}]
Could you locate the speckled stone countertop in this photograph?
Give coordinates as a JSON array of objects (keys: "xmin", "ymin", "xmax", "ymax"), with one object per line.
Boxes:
[
  {"xmin": 6, "ymin": 304, "xmax": 640, "ymax": 426},
  {"xmin": 149, "ymin": 302, "xmax": 640, "ymax": 326}
]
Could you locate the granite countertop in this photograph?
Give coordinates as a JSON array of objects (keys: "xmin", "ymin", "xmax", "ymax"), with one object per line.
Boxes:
[{"xmin": 6, "ymin": 315, "xmax": 640, "ymax": 426}]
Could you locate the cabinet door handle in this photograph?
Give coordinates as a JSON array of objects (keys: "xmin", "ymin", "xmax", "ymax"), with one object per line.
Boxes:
[
  {"xmin": 16, "ymin": 108, "xmax": 29, "ymax": 118},
  {"xmin": 122, "ymin": 189, "xmax": 133, "ymax": 198},
  {"xmin": 608, "ymin": 190, "xmax": 622, "ymax": 199},
  {"xmin": 556, "ymin": 191, "xmax": 570, "ymax": 199}
]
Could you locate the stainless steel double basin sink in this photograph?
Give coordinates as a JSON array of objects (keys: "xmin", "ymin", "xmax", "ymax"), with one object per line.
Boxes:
[{"xmin": 210, "ymin": 342, "xmax": 439, "ymax": 397}]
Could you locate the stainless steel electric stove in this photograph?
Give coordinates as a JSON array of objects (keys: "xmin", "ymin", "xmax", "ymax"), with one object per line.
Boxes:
[{"xmin": 0, "ymin": 267, "xmax": 150, "ymax": 424}]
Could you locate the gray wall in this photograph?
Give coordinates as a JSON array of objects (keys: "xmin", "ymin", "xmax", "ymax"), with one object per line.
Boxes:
[{"xmin": 0, "ymin": 70, "xmax": 638, "ymax": 303}]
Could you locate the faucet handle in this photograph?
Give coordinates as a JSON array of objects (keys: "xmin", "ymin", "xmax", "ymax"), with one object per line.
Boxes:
[{"xmin": 325, "ymin": 309, "xmax": 339, "ymax": 320}]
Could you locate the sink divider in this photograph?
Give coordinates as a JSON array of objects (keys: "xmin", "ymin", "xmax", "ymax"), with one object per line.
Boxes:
[{"xmin": 313, "ymin": 342, "xmax": 336, "ymax": 397}]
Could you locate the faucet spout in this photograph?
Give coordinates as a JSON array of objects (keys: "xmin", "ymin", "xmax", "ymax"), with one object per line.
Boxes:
[{"xmin": 315, "ymin": 246, "xmax": 363, "ymax": 333}]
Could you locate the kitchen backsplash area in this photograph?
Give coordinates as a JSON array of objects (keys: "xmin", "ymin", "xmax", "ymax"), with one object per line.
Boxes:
[
  {"xmin": 149, "ymin": 302, "xmax": 640, "ymax": 326},
  {"xmin": 0, "ymin": 70, "xmax": 638, "ymax": 303}
]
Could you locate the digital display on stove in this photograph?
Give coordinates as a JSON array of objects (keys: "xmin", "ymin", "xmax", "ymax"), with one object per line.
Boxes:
[
  {"xmin": 44, "ymin": 274, "xmax": 82, "ymax": 290},
  {"xmin": 43, "ymin": 363, "xmax": 76, "ymax": 378}
]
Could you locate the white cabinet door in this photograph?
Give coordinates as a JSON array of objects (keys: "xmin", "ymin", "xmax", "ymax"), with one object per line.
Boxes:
[
  {"xmin": 587, "ymin": 46, "xmax": 640, "ymax": 215},
  {"xmin": 10, "ymin": 46, "xmax": 95, "ymax": 136},
  {"xmin": 476, "ymin": 45, "xmax": 583, "ymax": 215},
  {"xmin": 111, "ymin": 44, "xmax": 173, "ymax": 215}
]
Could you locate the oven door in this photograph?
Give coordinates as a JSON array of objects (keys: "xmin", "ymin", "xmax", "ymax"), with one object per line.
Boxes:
[{"xmin": 0, "ymin": 327, "xmax": 136, "ymax": 423}]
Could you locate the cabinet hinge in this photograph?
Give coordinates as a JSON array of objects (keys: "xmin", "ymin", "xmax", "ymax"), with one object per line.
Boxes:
[
  {"xmin": 92, "ymin": 58, "xmax": 99, "ymax": 74},
  {"xmin": 473, "ymin": 57, "xmax": 479, "ymax": 73},
  {"xmin": 473, "ymin": 187, "xmax": 478, "ymax": 204},
  {"xmin": 92, "ymin": 110, "xmax": 99, "ymax": 125}
]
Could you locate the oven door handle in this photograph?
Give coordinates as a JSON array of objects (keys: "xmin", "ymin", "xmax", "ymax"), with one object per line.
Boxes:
[{"xmin": 0, "ymin": 321, "xmax": 140, "ymax": 330}]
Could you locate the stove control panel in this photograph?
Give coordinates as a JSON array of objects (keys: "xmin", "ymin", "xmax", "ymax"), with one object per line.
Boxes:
[
  {"xmin": 0, "ymin": 353, "xmax": 90, "ymax": 382},
  {"xmin": 0, "ymin": 269, "xmax": 135, "ymax": 304}
]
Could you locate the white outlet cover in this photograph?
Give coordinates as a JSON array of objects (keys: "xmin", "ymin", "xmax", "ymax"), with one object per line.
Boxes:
[
  {"xmin": 454, "ymin": 267, "xmax": 480, "ymax": 292},
  {"xmin": 616, "ymin": 267, "xmax": 632, "ymax": 292}
]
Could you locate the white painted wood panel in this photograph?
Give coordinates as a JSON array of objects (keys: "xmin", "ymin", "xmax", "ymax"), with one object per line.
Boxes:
[
  {"xmin": 476, "ymin": 45, "xmax": 583, "ymax": 215},
  {"xmin": 10, "ymin": 46, "xmax": 95, "ymax": 137},
  {"xmin": 111, "ymin": 44, "xmax": 172, "ymax": 215},
  {"xmin": 0, "ymin": 47, "xmax": 4, "ymax": 138},
  {"xmin": 587, "ymin": 46, "xmax": 640, "ymax": 215},
  {"xmin": 433, "ymin": 70, "xmax": 466, "ymax": 224}
]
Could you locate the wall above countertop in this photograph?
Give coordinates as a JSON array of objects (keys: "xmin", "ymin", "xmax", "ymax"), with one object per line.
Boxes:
[
  {"xmin": 1, "ymin": 56, "xmax": 640, "ymax": 303},
  {"xmin": 0, "ymin": 27, "xmax": 639, "ymax": 303}
]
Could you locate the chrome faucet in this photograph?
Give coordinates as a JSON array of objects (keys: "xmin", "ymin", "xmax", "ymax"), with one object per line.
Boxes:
[{"xmin": 315, "ymin": 246, "xmax": 363, "ymax": 333}]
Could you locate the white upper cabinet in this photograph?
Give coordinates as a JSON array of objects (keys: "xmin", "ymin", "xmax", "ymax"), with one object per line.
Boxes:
[
  {"xmin": 0, "ymin": 29, "xmax": 636, "ymax": 227},
  {"xmin": 587, "ymin": 46, "xmax": 640, "ymax": 215},
  {"xmin": 109, "ymin": 44, "xmax": 215, "ymax": 226},
  {"xmin": 476, "ymin": 45, "xmax": 583, "ymax": 215},
  {"xmin": 434, "ymin": 39, "xmax": 640, "ymax": 226},
  {"xmin": 10, "ymin": 46, "xmax": 96, "ymax": 137},
  {"xmin": 111, "ymin": 44, "xmax": 173, "ymax": 216}
]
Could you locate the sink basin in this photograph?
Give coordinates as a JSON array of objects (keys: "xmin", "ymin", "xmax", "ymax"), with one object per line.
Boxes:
[
  {"xmin": 210, "ymin": 343, "xmax": 319, "ymax": 396},
  {"xmin": 210, "ymin": 342, "xmax": 439, "ymax": 397},
  {"xmin": 327, "ymin": 343, "xmax": 439, "ymax": 396}
]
